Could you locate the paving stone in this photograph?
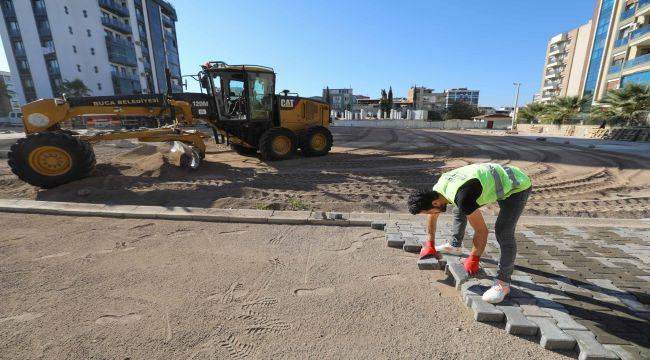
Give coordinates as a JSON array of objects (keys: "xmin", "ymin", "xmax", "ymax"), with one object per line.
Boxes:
[
  {"xmin": 471, "ymin": 298, "xmax": 504, "ymax": 322},
  {"xmin": 565, "ymin": 330, "xmax": 619, "ymax": 360},
  {"xmin": 603, "ymin": 344, "xmax": 645, "ymax": 360},
  {"xmin": 371, "ymin": 221, "xmax": 386, "ymax": 230},
  {"xmin": 402, "ymin": 237, "xmax": 421, "ymax": 253},
  {"xmin": 460, "ymin": 280, "xmax": 487, "ymax": 306},
  {"xmin": 446, "ymin": 262, "xmax": 469, "ymax": 290},
  {"xmin": 520, "ymin": 304, "xmax": 551, "ymax": 317},
  {"xmin": 542, "ymin": 307, "xmax": 588, "ymax": 331},
  {"xmin": 528, "ymin": 317, "xmax": 577, "ymax": 350},
  {"xmin": 417, "ymin": 257, "xmax": 445, "ymax": 270},
  {"xmin": 386, "ymin": 233, "xmax": 404, "ymax": 248},
  {"xmin": 497, "ymin": 305, "xmax": 539, "ymax": 336}
]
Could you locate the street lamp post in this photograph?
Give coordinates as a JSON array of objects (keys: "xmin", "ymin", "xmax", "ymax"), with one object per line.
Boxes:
[{"xmin": 512, "ymin": 82, "xmax": 521, "ymax": 131}]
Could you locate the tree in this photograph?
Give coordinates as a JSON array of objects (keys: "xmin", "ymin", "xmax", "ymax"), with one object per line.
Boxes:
[
  {"xmin": 598, "ymin": 83, "xmax": 650, "ymax": 126},
  {"xmin": 0, "ymin": 79, "xmax": 12, "ymax": 117},
  {"xmin": 59, "ymin": 79, "xmax": 92, "ymax": 97},
  {"xmin": 388, "ymin": 86, "xmax": 394, "ymax": 109},
  {"xmin": 379, "ymin": 89, "xmax": 390, "ymax": 117},
  {"xmin": 517, "ymin": 102, "xmax": 548, "ymax": 124},
  {"xmin": 542, "ymin": 96, "xmax": 587, "ymax": 125},
  {"xmin": 324, "ymin": 86, "xmax": 331, "ymax": 105},
  {"xmin": 446, "ymin": 101, "xmax": 480, "ymax": 120}
]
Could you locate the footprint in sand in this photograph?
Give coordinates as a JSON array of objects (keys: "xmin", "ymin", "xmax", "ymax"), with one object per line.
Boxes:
[
  {"xmin": 0, "ymin": 312, "xmax": 43, "ymax": 323},
  {"xmin": 33, "ymin": 252, "xmax": 70, "ymax": 261},
  {"xmin": 95, "ymin": 313, "xmax": 142, "ymax": 325},
  {"xmin": 330, "ymin": 241, "xmax": 363, "ymax": 255},
  {"xmin": 293, "ymin": 287, "xmax": 335, "ymax": 296}
]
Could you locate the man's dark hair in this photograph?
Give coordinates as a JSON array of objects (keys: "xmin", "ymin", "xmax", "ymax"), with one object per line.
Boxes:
[{"xmin": 407, "ymin": 190, "xmax": 440, "ymax": 215}]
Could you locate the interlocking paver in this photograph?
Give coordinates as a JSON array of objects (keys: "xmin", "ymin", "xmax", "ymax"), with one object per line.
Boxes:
[
  {"xmin": 528, "ymin": 317, "xmax": 577, "ymax": 350},
  {"xmin": 417, "ymin": 257, "xmax": 445, "ymax": 270},
  {"xmin": 564, "ymin": 330, "xmax": 618, "ymax": 360},
  {"xmin": 471, "ymin": 298, "xmax": 504, "ymax": 322},
  {"xmin": 386, "ymin": 233, "xmax": 404, "ymax": 248},
  {"xmin": 497, "ymin": 305, "xmax": 539, "ymax": 335},
  {"xmin": 402, "ymin": 237, "xmax": 421, "ymax": 253}
]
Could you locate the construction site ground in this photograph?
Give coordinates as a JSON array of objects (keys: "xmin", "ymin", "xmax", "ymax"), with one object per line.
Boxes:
[
  {"xmin": 1, "ymin": 127, "xmax": 649, "ymax": 219},
  {"xmin": 0, "ymin": 212, "xmax": 574, "ymax": 359}
]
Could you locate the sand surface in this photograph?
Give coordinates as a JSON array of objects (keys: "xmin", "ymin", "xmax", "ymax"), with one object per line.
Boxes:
[
  {"xmin": 0, "ymin": 213, "xmax": 571, "ymax": 359},
  {"xmin": 1, "ymin": 127, "xmax": 648, "ymax": 218}
]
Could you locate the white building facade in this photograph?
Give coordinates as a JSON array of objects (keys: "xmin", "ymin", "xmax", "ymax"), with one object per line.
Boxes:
[{"xmin": 0, "ymin": 0, "xmax": 181, "ymax": 105}]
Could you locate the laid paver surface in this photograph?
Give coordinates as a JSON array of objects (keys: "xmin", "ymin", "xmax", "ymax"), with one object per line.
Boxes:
[
  {"xmin": 0, "ymin": 213, "xmax": 571, "ymax": 359},
  {"xmin": 385, "ymin": 221, "xmax": 650, "ymax": 359}
]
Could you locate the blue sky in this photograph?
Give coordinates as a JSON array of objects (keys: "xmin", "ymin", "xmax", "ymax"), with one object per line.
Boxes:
[{"xmin": 0, "ymin": 0, "xmax": 596, "ymax": 107}]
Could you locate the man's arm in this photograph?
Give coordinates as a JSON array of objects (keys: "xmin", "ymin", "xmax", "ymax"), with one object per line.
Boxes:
[
  {"xmin": 466, "ymin": 209, "xmax": 488, "ymax": 257},
  {"xmin": 427, "ymin": 213, "xmax": 439, "ymax": 244}
]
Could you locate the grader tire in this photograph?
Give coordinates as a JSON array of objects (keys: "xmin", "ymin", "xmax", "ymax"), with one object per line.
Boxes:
[
  {"xmin": 8, "ymin": 132, "xmax": 96, "ymax": 188},
  {"xmin": 230, "ymin": 143, "xmax": 257, "ymax": 156},
  {"xmin": 259, "ymin": 127, "xmax": 296, "ymax": 161},
  {"xmin": 302, "ymin": 126, "xmax": 333, "ymax": 157}
]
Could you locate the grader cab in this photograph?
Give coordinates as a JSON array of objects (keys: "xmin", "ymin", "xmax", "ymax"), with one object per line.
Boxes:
[{"xmin": 8, "ymin": 61, "xmax": 333, "ymax": 188}]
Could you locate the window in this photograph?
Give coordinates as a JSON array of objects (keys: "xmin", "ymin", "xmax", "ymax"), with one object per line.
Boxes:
[
  {"xmin": 77, "ymin": 64, "xmax": 81, "ymax": 72},
  {"xmin": 72, "ymin": 45, "xmax": 77, "ymax": 53},
  {"xmin": 68, "ymin": 26, "xmax": 73, "ymax": 34},
  {"xmin": 97, "ymin": 83, "xmax": 102, "ymax": 90},
  {"xmin": 87, "ymin": 29, "xmax": 91, "ymax": 37},
  {"xmin": 83, "ymin": 10, "xmax": 87, "ymax": 18},
  {"xmin": 90, "ymin": 47, "xmax": 95, "ymax": 55},
  {"xmin": 248, "ymin": 72, "xmax": 275, "ymax": 120},
  {"xmin": 94, "ymin": 66, "xmax": 98, "ymax": 73},
  {"xmin": 64, "ymin": 6, "xmax": 68, "ymax": 14}
]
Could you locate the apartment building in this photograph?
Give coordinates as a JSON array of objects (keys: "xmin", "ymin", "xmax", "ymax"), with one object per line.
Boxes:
[
  {"xmin": 407, "ymin": 86, "xmax": 446, "ymax": 110},
  {"xmin": 538, "ymin": 21, "xmax": 593, "ymax": 102},
  {"xmin": 322, "ymin": 88, "xmax": 354, "ymax": 112},
  {"xmin": 590, "ymin": 0, "xmax": 650, "ymax": 101},
  {"xmin": 0, "ymin": 70, "xmax": 22, "ymax": 115},
  {"xmin": 0, "ymin": 0, "xmax": 181, "ymax": 106}
]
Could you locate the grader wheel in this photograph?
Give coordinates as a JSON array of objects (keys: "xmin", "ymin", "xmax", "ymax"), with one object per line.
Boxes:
[
  {"xmin": 302, "ymin": 126, "xmax": 333, "ymax": 157},
  {"xmin": 8, "ymin": 132, "xmax": 96, "ymax": 188},
  {"xmin": 259, "ymin": 127, "xmax": 296, "ymax": 161}
]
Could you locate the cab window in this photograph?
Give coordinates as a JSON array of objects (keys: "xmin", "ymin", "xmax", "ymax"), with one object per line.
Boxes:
[{"xmin": 248, "ymin": 72, "xmax": 274, "ymax": 120}]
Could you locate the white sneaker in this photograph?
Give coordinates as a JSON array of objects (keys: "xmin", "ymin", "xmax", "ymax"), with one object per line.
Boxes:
[
  {"xmin": 482, "ymin": 280, "xmax": 510, "ymax": 304},
  {"xmin": 435, "ymin": 242, "xmax": 462, "ymax": 255}
]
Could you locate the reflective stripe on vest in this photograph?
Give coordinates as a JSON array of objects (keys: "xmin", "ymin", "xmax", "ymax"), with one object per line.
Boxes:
[{"xmin": 486, "ymin": 164, "xmax": 521, "ymax": 199}]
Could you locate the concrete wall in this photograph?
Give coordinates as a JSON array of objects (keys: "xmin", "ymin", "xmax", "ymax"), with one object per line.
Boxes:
[
  {"xmin": 331, "ymin": 119, "xmax": 511, "ymax": 130},
  {"xmin": 516, "ymin": 123, "xmax": 602, "ymax": 137}
]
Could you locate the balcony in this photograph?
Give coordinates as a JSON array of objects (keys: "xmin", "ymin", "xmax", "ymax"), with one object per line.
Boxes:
[
  {"xmin": 609, "ymin": 63, "xmax": 623, "ymax": 74},
  {"xmin": 621, "ymin": 7, "xmax": 636, "ymax": 21},
  {"xmin": 47, "ymin": 66, "xmax": 60, "ymax": 76},
  {"xmin": 37, "ymin": 26, "xmax": 51, "ymax": 38},
  {"xmin": 631, "ymin": 25, "xmax": 650, "ymax": 40},
  {"xmin": 136, "ymin": 10, "xmax": 144, "ymax": 23},
  {"xmin": 102, "ymin": 17, "xmax": 132, "ymax": 34},
  {"xmin": 33, "ymin": 5, "xmax": 47, "ymax": 17},
  {"xmin": 112, "ymin": 72, "xmax": 142, "ymax": 95},
  {"xmin": 2, "ymin": 5, "xmax": 16, "ymax": 18},
  {"xmin": 8, "ymin": 27, "xmax": 20, "ymax": 38},
  {"xmin": 13, "ymin": 47, "xmax": 26, "ymax": 58},
  {"xmin": 105, "ymin": 36, "xmax": 137, "ymax": 67},
  {"xmin": 18, "ymin": 66, "xmax": 30, "ymax": 75},
  {"xmin": 624, "ymin": 53, "xmax": 650, "ymax": 69},
  {"xmin": 42, "ymin": 45, "xmax": 55, "ymax": 55},
  {"xmin": 99, "ymin": 0, "xmax": 130, "ymax": 17},
  {"xmin": 639, "ymin": 0, "xmax": 650, "ymax": 13},
  {"xmin": 614, "ymin": 37, "xmax": 629, "ymax": 49},
  {"xmin": 546, "ymin": 60, "xmax": 563, "ymax": 68},
  {"xmin": 162, "ymin": 15, "xmax": 174, "ymax": 28}
]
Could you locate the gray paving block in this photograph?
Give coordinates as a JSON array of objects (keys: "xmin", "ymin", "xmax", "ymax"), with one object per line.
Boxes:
[
  {"xmin": 520, "ymin": 304, "xmax": 551, "ymax": 318},
  {"xmin": 471, "ymin": 298, "xmax": 505, "ymax": 322},
  {"xmin": 460, "ymin": 280, "xmax": 486, "ymax": 306},
  {"xmin": 497, "ymin": 305, "xmax": 539, "ymax": 336},
  {"xmin": 564, "ymin": 330, "xmax": 619, "ymax": 360},
  {"xmin": 386, "ymin": 233, "xmax": 404, "ymax": 248},
  {"xmin": 446, "ymin": 262, "xmax": 469, "ymax": 289},
  {"xmin": 402, "ymin": 237, "xmax": 421, "ymax": 253},
  {"xmin": 543, "ymin": 308, "xmax": 588, "ymax": 331},
  {"xmin": 603, "ymin": 344, "xmax": 643, "ymax": 360},
  {"xmin": 417, "ymin": 257, "xmax": 445, "ymax": 270},
  {"xmin": 371, "ymin": 221, "xmax": 386, "ymax": 230},
  {"xmin": 528, "ymin": 317, "xmax": 577, "ymax": 350}
]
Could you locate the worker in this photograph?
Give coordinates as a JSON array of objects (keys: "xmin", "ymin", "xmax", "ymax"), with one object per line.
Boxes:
[{"xmin": 407, "ymin": 163, "xmax": 532, "ymax": 304}]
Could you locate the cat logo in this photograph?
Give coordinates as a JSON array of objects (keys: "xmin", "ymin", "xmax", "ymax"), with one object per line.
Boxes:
[{"xmin": 280, "ymin": 99, "xmax": 295, "ymax": 108}]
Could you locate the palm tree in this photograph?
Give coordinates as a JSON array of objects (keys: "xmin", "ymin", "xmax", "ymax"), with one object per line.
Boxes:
[
  {"xmin": 59, "ymin": 79, "xmax": 92, "ymax": 97},
  {"xmin": 542, "ymin": 96, "xmax": 587, "ymax": 125},
  {"xmin": 598, "ymin": 83, "xmax": 650, "ymax": 126},
  {"xmin": 517, "ymin": 102, "xmax": 548, "ymax": 123}
]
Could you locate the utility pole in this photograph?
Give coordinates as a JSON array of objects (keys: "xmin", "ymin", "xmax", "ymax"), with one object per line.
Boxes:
[{"xmin": 512, "ymin": 82, "xmax": 521, "ymax": 131}]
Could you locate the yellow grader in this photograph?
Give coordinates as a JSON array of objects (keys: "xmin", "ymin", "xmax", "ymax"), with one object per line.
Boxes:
[{"xmin": 8, "ymin": 61, "xmax": 333, "ymax": 188}]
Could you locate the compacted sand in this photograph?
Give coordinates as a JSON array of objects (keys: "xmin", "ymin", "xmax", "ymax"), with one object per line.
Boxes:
[
  {"xmin": 1, "ymin": 127, "xmax": 648, "ymax": 218},
  {"xmin": 0, "ymin": 213, "xmax": 571, "ymax": 359}
]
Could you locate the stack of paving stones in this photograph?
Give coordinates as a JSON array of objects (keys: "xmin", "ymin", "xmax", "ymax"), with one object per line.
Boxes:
[{"xmin": 381, "ymin": 221, "xmax": 650, "ymax": 359}]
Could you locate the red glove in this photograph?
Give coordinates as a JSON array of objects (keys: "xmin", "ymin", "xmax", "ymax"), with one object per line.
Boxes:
[
  {"xmin": 464, "ymin": 255, "xmax": 481, "ymax": 274},
  {"xmin": 419, "ymin": 241, "xmax": 441, "ymax": 260}
]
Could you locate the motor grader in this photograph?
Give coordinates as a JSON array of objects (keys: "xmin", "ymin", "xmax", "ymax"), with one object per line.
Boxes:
[{"xmin": 8, "ymin": 61, "xmax": 333, "ymax": 188}]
